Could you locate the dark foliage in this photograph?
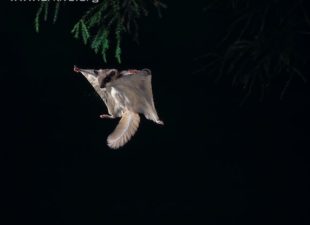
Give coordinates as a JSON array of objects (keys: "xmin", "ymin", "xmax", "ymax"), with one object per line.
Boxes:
[{"xmin": 198, "ymin": 0, "xmax": 310, "ymax": 101}]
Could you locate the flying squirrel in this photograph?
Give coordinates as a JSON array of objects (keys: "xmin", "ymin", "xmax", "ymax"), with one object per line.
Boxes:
[{"xmin": 74, "ymin": 66, "xmax": 164, "ymax": 149}]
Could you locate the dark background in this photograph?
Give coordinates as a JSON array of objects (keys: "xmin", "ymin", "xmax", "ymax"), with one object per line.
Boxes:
[{"xmin": 1, "ymin": 1, "xmax": 310, "ymax": 225}]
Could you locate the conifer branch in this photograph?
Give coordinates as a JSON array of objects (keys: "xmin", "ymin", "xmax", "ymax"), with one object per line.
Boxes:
[
  {"xmin": 34, "ymin": 0, "xmax": 166, "ymax": 63},
  {"xmin": 199, "ymin": 0, "xmax": 309, "ymax": 101}
]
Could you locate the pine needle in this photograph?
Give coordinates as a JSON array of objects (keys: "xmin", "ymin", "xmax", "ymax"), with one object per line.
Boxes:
[
  {"xmin": 43, "ymin": 2, "xmax": 49, "ymax": 21},
  {"xmin": 80, "ymin": 20, "xmax": 90, "ymax": 44},
  {"xmin": 53, "ymin": 2, "xmax": 60, "ymax": 24},
  {"xmin": 71, "ymin": 22, "xmax": 80, "ymax": 39},
  {"xmin": 34, "ymin": 3, "xmax": 44, "ymax": 33}
]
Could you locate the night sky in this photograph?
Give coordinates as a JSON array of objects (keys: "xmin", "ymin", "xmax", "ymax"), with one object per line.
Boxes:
[{"xmin": 1, "ymin": 1, "xmax": 310, "ymax": 224}]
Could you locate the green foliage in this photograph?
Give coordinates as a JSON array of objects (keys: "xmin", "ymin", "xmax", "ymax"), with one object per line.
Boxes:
[
  {"xmin": 199, "ymin": 0, "xmax": 309, "ymax": 101},
  {"xmin": 34, "ymin": 0, "xmax": 166, "ymax": 63},
  {"xmin": 34, "ymin": 2, "xmax": 60, "ymax": 33},
  {"xmin": 80, "ymin": 21, "xmax": 90, "ymax": 45}
]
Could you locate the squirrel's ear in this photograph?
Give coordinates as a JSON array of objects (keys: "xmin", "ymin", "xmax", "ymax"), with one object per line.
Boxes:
[
  {"xmin": 108, "ymin": 69, "xmax": 118, "ymax": 77},
  {"xmin": 142, "ymin": 68, "xmax": 152, "ymax": 75}
]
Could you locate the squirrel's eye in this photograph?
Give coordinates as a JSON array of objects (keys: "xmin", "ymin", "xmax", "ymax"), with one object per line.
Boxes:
[
  {"xmin": 104, "ymin": 76, "xmax": 111, "ymax": 83},
  {"xmin": 94, "ymin": 70, "xmax": 98, "ymax": 75}
]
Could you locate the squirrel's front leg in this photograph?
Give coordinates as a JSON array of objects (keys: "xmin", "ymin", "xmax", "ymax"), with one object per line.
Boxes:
[{"xmin": 99, "ymin": 114, "xmax": 114, "ymax": 119}]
